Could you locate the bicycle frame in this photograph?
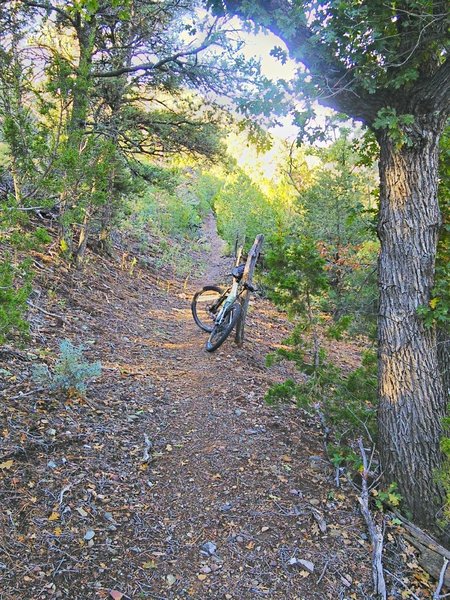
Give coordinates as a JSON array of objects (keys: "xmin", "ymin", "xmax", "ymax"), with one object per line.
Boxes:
[{"xmin": 214, "ymin": 278, "xmax": 239, "ymax": 325}]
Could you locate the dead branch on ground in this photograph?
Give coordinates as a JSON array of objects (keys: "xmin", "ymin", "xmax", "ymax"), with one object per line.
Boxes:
[{"xmin": 358, "ymin": 438, "xmax": 387, "ymax": 599}]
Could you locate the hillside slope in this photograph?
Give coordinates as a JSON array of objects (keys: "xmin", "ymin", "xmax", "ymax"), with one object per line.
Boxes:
[{"xmin": 0, "ymin": 217, "xmax": 429, "ymax": 599}]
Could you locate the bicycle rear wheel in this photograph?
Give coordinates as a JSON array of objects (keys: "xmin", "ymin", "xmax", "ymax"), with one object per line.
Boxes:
[
  {"xmin": 191, "ymin": 285, "xmax": 224, "ymax": 332},
  {"xmin": 205, "ymin": 302, "xmax": 242, "ymax": 352}
]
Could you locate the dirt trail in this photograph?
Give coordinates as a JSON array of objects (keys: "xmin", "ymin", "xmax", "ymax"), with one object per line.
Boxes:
[
  {"xmin": 0, "ymin": 218, "xmax": 374, "ymax": 599},
  {"xmin": 195, "ymin": 212, "xmax": 230, "ymax": 285}
]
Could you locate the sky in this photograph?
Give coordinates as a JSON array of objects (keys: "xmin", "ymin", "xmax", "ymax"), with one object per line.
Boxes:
[
  {"xmin": 235, "ymin": 24, "xmax": 334, "ymax": 141},
  {"xmin": 239, "ymin": 28, "xmax": 302, "ymax": 140}
]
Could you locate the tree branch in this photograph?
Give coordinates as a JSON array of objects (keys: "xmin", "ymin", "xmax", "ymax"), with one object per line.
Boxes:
[
  {"xmin": 22, "ymin": 0, "xmax": 78, "ymax": 29},
  {"xmin": 358, "ymin": 438, "xmax": 387, "ymax": 600},
  {"xmin": 411, "ymin": 56, "xmax": 450, "ymax": 118},
  {"xmin": 91, "ymin": 40, "xmax": 216, "ymax": 78}
]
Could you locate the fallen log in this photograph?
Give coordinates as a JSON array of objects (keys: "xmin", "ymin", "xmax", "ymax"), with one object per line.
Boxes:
[{"xmin": 390, "ymin": 511, "xmax": 450, "ymax": 588}]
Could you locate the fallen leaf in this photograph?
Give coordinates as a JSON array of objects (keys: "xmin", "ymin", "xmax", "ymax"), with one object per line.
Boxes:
[
  {"xmin": 48, "ymin": 512, "xmax": 60, "ymax": 521},
  {"xmin": 54, "ymin": 527, "xmax": 62, "ymax": 536},
  {"xmin": 0, "ymin": 460, "xmax": 13, "ymax": 470},
  {"xmin": 197, "ymin": 574, "xmax": 208, "ymax": 581},
  {"xmin": 166, "ymin": 574, "xmax": 176, "ymax": 587},
  {"xmin": 298, "ymin": 559, "xmax": 315, "ymax": 573},
  {"xmin": 142, "ymin": 561, "xmax": 157, "ymax": 569},
  {"xmin": 109, "ymin": 591, "xmax": 124, "ymax": 600},
  {"xmin": 341, "ymin": 575, "xmax": 352, "ymax": 587},
  {"xmin": 84, "ymin": 529, "xmax": 95, "ymax": 540}
]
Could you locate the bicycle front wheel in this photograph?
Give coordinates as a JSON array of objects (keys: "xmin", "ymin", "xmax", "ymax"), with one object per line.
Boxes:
[
  {"xmin": 191, "ymin": 285, "xmax": 224, "ymax": 332},
  {"xmin": 205, "ymin": 302, "xmax": 242, "ymax": 352}
]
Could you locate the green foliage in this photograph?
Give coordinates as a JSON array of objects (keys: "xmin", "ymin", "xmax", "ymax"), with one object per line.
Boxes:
[
  {"xmin": 300, "ymin": 132, "xmax": 379, "ymax": 335},
  {"xmin": 372, "ymin": 108, "xmax": 415, "ymax": 148},
  {"xmin": 121, "ymin": 165, "xmax": 213, "ymax": 276},
  {"xmin": 213, "ymin": 169, "xmax": 277, "ymax": 254},
  {"xmin": 125, "ymin": 166, "xmax": 211, "ymax": 240},
  {"xmin": 8, "ymin": 226, "xmax": 52, "ymax": 251},
  {"xmin": 191, "ymin": 172, "xmax": 224, "ymax": 214},
  {"xmin": 0, "ymin": 257, "xmax": 32, "ymax": 344},
  {"xmin": 0, "ymin": 0, "xmax": 285, "ymax": 262},
  {"xmin": 325, "ymin": 315, "xmax": 353, "ymax": 340},
  {"xmin": 327, "ymin": 445, "xmax": 361, "ymax": 472},
  {"xmin": 32, "ymin": 339, "xmax": 101, "ymax": 396},
  {"xmin": 264, "ymin": 379, "xmax": 301, "ymax": 406},
  {"xmin": 265, "ymin": 346, "xmax": 378, "ymax": 462},
  {"xmin": 265, "ymin": 231, "xmax": 328, "ymax": 317},
  {"xmin": 372, "ymin": 483, "xmax": 402, "ymax": 511},
  {"xmin": 265, "ymin": 230, "xmax": 329, "ymax": 375}
]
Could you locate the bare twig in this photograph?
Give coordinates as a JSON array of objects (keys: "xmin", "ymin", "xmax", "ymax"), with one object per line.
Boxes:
[
  {"xmin": 384, "ymin": 569, "xmax": 421, "ymax": 600},
  {"xmin": 27, "ymin": 300, "xmax": 67, "ymax": 323},
  {"xmin": 58, "ymin": 484, "xmax": 72, "ymax": 506},
  {"xmin": 358, "ymin": 438, "xmax": 387, "ymax": 599},
  {"xmin": 433, "ymin": 558, "xmax": 449, "ymax": 599},
  {"xmin": 142, "ymin": 434, "xmax": 153, "ymax": 463},
  {"xmin": 6, "ymin": 387, "xmax": 45, "ymax": 400},
  {"xmin": 317, "ymin": 559, "xmax": 330, "ymax": 585}
]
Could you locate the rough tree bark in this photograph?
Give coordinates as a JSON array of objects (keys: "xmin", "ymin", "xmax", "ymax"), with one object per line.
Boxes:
[{"xmin": 377, "ymin": 119, "xmax": 447, "ymax": 526}]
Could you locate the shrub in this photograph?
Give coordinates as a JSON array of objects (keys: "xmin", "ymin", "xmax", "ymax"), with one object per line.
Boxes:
[
  {"xmin": 32, "ymin": 339, "xmax": 101, "ymax": 396},
  {"xmin": 265, "ymin": 347, "xmax": 377, "ymax": 462},
  {"xmin": 0, "ymin": 257, "xmax": 32, "ymax": 344}
]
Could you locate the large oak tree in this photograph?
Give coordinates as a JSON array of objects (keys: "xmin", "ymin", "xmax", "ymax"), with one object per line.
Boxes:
[{"xmin": 211, "ymin": 0, "xmax": 450, "ymax": 529}]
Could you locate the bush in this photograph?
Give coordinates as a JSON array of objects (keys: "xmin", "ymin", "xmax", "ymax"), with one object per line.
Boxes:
[
  {"xmin": 32, "ymin": 339, "xmax": 101, "ymax": 396},
  {"xmin": 0, "ymin": 257, "xmax": 32, "ymax": 344},
  {"xmin": 265, "ymin": 347, "xmax": 377, "ymax": 461}
]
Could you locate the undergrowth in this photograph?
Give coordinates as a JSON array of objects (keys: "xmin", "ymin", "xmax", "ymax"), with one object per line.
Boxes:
[
  {"xmin": 121, "ymin": 166, "xmax": 212, "ymax": 276},
  {"xmin": 265, "ymin": 340, "xmax": 378, "ymax": 468},
  {"xmin": 32, "ymin": 339, "xmax": 101, "ymax": 396},
  {"xmin": 0, "ymin": 256, "xmax": 33, "ymax": 344}
]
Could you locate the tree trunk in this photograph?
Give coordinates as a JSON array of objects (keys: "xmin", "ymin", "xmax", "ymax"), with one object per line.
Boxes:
[
  {"xmin": 437, "ymin": 328, "xmax": 450, "ymax": 401},
  {"xmin": 235, "ymin": 234, "xmax": 263, "ymax": 346},
  {"xmin": 377, "ymin": 123, "xmax": 446, "ymax": 528},
  {"xmin": 58, "ymin": 18, "xmax": 94, "ymax": 248}
]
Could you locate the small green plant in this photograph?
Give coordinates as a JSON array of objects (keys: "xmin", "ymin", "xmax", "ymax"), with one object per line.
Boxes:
[
  {"xmin": 8, "ymin": 226, "xmax": 52, "ymax": 251},
  {"xmin": 326, "ymin": 315, "xmax": 353, "ymax": 340},
  {"xmin": 32, "ymin": 339, "xmax": 101, "ymax": 396},
  {"xmin": 264, "ymin": 379, "xmax": 302, "ymax": 406},
  {"xmin": 371, "ymin": 482, "xmax": 402, "ymax": 511},
  {"xmin": 0, "ymin": 257, "xmax": 32, "ymax": 344},
  {"xmin": 328, "ymin": 444, "xmax": 362, "ymax": 472}
]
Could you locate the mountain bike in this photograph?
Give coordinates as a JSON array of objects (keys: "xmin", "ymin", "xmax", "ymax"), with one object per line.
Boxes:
[{"xmin": 191, "ymin": 264, "xmax": 255, "ymax": 352}]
